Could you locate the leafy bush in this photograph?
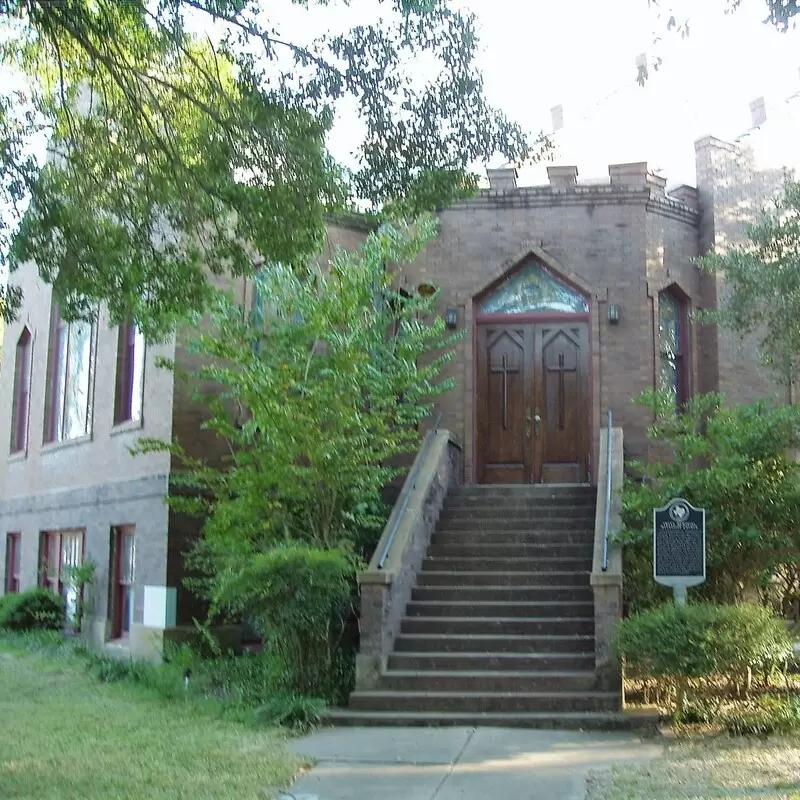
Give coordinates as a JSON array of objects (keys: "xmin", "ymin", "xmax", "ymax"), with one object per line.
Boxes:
[
  {"xmin": 210, "ymin": 543, "xmax": 355, "ymax": 697},
  {"xmin": 614, "ymin": 603, "xmax": 794, "ymax": 682},
  {"xmin": 0, "ymin": 589, "xmax": 65, "ymax": 631},
  {"xmin": 255, "ymin": 693, "xmax": 327, "ymax": 733},
  {"xmin": 0, "ymin": 593, "xmax": 15, "ymax": 618},
  {"xmin": 721, "ymin": 695, "xmax": 800, "ymax": 736},
  {"xmin": 619, "ymin": 391, "xmax": 800, "ymax": 610}
]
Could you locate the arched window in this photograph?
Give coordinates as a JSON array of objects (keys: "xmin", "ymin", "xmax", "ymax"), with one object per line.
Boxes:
[
  {"xmin": 479, "ymin": 263, "xmax": 588, "ymax": 315},
  {"xmin": 10, "ymin": 328, "xmax": 32, "ymax": 453},
  {"xmin": 658, "ymin": 289, "xmax": 690, "ymax": 409},
  {"xmin": 114, "ymin": 322, "xmax": 145, "ymax": 424},
  {"xmin": 45, "ymin": 305, "xmax": 95, "ymax": 442}
]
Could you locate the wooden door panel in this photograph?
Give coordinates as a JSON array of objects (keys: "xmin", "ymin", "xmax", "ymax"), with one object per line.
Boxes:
[
  {"xmin": 535, "ymin": 323, "xmax": 589, "ymax": 484},
  {"xmin": 477, "ymin": 325, "xmax": 532, "ymax": 483}
]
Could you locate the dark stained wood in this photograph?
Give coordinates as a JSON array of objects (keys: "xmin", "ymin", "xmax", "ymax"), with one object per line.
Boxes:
[
  {"xmin": 535, "ymin": 323, "xmax": 590, "ymax": 484},
  {"xmin": 476, "ymin": 324, "xmax": 532, "ymax": 483},
  {"xmin": 476, "ymin": 321, "xmax": 589, "ymax": 484}
]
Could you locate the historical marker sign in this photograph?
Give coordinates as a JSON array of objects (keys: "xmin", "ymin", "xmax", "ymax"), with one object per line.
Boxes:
[{"xmin": 653, "ymin": 498, "xmax": 706, "ymax": 604}]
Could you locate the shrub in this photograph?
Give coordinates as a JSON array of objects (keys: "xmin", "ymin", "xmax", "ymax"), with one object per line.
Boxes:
[
  {"xmin": 721, "ymin": 695, "xmax": 800, "ymax": 736},
  {"xmin": 0, "ymin": 589, "xmax": 65, "ymax": 631},
  {"xmin": 619, "ymin": 391, "xmax": 800, "ymax": 610},
  {"xmin": 254, "ymin": 693, "xmax": 327, "ymax": 733},
  {"xmin": 614, "ymin": 603, "xmax": 793, "ymax": 684},
  {"xmin": 209, "ymin": 543, "xmax": 355, "ymax": 698}
]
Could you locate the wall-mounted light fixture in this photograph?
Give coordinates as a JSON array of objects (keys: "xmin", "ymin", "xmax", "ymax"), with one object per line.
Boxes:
[
  {"xmin": 445, "ymin": 307, "xmax": 459, "ymax": 329},
  {"xmin": 607, "ymin": 304, "xmax": 621, "ymax": 325}
]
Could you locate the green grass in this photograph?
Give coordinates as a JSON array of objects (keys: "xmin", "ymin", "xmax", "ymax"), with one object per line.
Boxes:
[
  {"xmin": 587, "ymin": 737, "xmax": 800, "ymax": 800},
  {"xmin": 0, "ymin": 640, "xmax": 309, "ymax": 799}
]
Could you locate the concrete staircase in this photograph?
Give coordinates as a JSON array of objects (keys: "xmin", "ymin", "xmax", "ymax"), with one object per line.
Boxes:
[{"xmin": 332, "ymin": 484, "xmax": 630, "ymax": 728}]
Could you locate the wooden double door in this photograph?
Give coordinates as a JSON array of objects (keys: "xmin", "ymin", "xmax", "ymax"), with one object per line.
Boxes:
[{"xmin": 476, "ymin": 320, "xmax": 590, "ymax": 484}]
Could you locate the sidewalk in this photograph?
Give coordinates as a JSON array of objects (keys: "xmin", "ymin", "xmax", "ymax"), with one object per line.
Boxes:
[{"xmin": 281, "ymin": 726, "xmax": 663, "ymax": 800}]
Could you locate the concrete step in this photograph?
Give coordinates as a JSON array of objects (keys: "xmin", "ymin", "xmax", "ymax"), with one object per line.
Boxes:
[
  {"xmin": 442, "ymin": 505, "xmax": 596, "ymax": 518},
  {"xmin": 394, "ymin": 633, "xmax": 595, "ymax": 654},
  {"xmin": 406, "ymin": 601, "xmax": 594, "ymax": 619},
  {"xmin": 437, "ymin": 518, "xmax": 595, "ymax": 533},
  {"xmin": 422, "ymin": 556, "xmax": 592, "ymax": 572},
  {"xmin": 387, "ymin": 651, "xmax": 596, "ymax": 672},
  {"xmin": 412, "ymin": 585, "xmax": 593, "ymax": 602},
  {"xmin": 444, "ymin": 495, "xmax": 596, "ymax": 509},
  {"xmin": 426, "ymin": 543, "xmax": 592, "ymax": 559},
  {"xmin": 430, "ymin": 531, "xmax": 594, "ymax": 545},
  {"xmin": 447, "ymin": 485, "xmax": 596, "ymax": 499},
  {"xmin": 379, "ymin": 670, "xmax": 598, "ymax": 693},
  {"xmin": 416, "ymin": 570, "xmax": 591, "ymax": 587},
  {"xmin": 349, "ymin": 690, "xmax": 619, "ymax": 713},
  {"xmin": 441, "ymin": 508, "xmax": 595, "ymax": 521},
  {"xmin": 400, "ymin": 616, "xmax": 595, "ymax": 637},
  {"xmin": 326, "ymin": 708, "xmax": 645, "ymax": 731}
]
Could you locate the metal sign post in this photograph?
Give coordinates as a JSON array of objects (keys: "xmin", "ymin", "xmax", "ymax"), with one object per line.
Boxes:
[{"xmin": 653, "ymin": 498, "xmax": 706, "ymax": 605}]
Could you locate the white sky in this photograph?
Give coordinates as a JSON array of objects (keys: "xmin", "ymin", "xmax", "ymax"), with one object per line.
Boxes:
[
  {"xmin": 460, "ymin": 0, "xmax": 799, "ymax": 186},
  {"xmin": 312, "ymin": 0, "xmax": 800, "ymax": 187}
]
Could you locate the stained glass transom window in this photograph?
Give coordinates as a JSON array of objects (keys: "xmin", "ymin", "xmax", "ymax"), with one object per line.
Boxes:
[{"xmin": 479, "ymin": 263, "xmax": 588, "ymax": 314}]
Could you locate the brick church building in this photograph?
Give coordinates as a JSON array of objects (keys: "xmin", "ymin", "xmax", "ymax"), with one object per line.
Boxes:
[
  {"xmin": 0, "ymin": 130, "xmax": 795, "ymax": 661},
  {"xmin": 405, "ymin": 135, "xmax": 793, "ymax": 485}
]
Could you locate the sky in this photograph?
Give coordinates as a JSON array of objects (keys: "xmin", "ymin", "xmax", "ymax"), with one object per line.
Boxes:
[
  {"xmin": 456, "ymin": 0, "xmax": 800, "ymax": 186},
  {"xmin": 313, "ymin": 0, "xmax": 800, "ymax": 187}
]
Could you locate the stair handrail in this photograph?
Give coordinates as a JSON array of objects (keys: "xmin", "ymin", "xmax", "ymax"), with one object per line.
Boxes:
[
  {"xmin": 602, "ymin": 407, "xmax": 612, "ymax": 572},
  {"xmin": 377, "ymin": 410, "xmax": 443, "ymax": 570}
]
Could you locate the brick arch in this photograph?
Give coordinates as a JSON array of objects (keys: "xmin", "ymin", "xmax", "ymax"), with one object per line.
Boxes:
[
  {"xmin": 649, "ymin": 278, "xmax": 693, "ymax": 301},
  {"xmin": 466, "ymin": 243, "xmax": 596, "ymax": 303},
  {"xmin": 462, "ymin": 244, "xmax": 599, "ymax": 485}
]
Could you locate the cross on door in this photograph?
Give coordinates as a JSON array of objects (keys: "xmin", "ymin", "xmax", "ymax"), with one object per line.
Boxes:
[
  {"xmin": 491, "ymin": 353, "xmax": 519, "ymax": 429},
  {"xmin": 547, "ymin": 351, "xmax": 576, "ymax": 429}
]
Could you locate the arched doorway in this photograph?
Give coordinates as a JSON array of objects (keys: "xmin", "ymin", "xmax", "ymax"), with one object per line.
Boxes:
[{"xmin": 475, "ymin": 259, "xmax": 591, "ymax": 484}]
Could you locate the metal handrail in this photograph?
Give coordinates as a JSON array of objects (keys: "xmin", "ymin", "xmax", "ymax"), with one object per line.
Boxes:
[
  {"xmin": 377, "ymin": 411, "xmax": 443, "ymax": 569},
  {"xmin": 602, "ymin": 408, "xmax": 613, "ymax": 572}
]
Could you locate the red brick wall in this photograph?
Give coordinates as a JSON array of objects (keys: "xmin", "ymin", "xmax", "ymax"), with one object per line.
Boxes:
[
  {"xmin": 695, "ymin": 136, "xmax": 790, "ymax": 406},
  {"xmin": 396, "ymin": 170, "xmax": 702, "ymax": 482}
]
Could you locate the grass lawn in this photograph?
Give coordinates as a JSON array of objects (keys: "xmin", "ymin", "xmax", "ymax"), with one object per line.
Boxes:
[
  {"xmin": 587, "ymin": 737, "xmax": 800, "ymax": 800},
  {"xmin": 0, "ymin": 642, "xmax": 308, "ymax": 799}
]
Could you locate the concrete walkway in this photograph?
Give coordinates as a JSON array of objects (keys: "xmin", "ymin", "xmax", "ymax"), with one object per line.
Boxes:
[{"xmin": 280, "ymin": 726, "xmax": 663, "ymax": 800}]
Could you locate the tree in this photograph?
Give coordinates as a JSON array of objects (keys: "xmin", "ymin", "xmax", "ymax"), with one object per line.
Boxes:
[
  {"xmin": 620, "ymin": 390, "xmax": 800, "ymax": 611},
  {"xmin": 697, "ymin": 180, "xmax": 800, "ymax": 383},
  {"xmin": 0, "ymin": 0, "xmax": 539, "ymax": 338},
  {"xmin": 137, "ymin": 214, "xmax": 458, "ymax": 593}
]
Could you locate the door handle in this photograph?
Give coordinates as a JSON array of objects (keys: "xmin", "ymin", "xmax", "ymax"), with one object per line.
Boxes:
[
  {"xmin": 534, "ymin": 407, "xmax": 542, "ymax": 437},
  {"xmin": 525, "ymin": 407, "xmax": 532, "ymax": 439}
]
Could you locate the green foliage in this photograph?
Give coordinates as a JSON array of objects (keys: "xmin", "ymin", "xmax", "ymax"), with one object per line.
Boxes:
[
  {"xmin": 170, "ymin": 217, "xmax": 455, "ymax": 552},
  {"xmin": 614, "ymin": 603, "xmax": 794, "ymax": 682},
  {"xmin": 254, "ymin": 694, "xmax": 327, "ymax": 733},
  {"xmin": 208, "ymin": 544, "xmax": 355, "ymax": 697},
  {"xmin": 720, "ymin": 694, "xmax": 800, "ymax": 736},
  {"xmin": 1, "ymin": 0, "xmax": 540, "ymax": 337},
  {"xmin": 0, "ymin": 588, "xmax": 65, "ymax": 631},
  {"xmin": 131, "ymin": 220, "xmax": 455, "ymax": 697},
  {"xmin": 62, "ymin": 558, "xmax": 97, "ymax": 631},
  {"xmin": 619, "ymin": 390, "xmax": 800, "ymax": 609},
  {"xmin": 697, "ymin": 180, "xmax": 800, "ymax": 382},
  {"xmin": 1, "ymin": 628, "xmax": 330, "ymax": 732}
]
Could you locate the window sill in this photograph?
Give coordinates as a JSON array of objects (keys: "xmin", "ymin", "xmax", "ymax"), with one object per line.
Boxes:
[
  {"xmin": 41, "ymin": 434, "xmax": 93, "ymax": 454},
  {"xmin": 7, "ymin": 449, "xmax": 27, "ymax": 464},
  {"xmin": 110, "ymin": 418, "xmax": 144, "ymax": 437}
]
